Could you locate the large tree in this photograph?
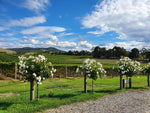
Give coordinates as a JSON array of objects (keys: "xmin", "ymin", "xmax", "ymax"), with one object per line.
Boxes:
[
  {"xmin": 92, "ymin": 46, "xmax": 106, "ymax": 58},
  {"xmin": 129, "ymin": 48, "xmax": 139, "ymax": 59},
  {"xmin": 92, "ymin": 46, "xmax": 100, "ymax": 58},
  {"xmin": 112, "ymin": 46, "xmax": 127, "ymax": 58}
]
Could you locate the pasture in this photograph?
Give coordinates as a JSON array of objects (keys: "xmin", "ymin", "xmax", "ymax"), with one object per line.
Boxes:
[
  {"xmin": 0, "ymin": 76, "xmax": 149, "ymax": 113},
  {"xmin": 0, "ymin": 53, "xmax": 149, "ymax": 113}
]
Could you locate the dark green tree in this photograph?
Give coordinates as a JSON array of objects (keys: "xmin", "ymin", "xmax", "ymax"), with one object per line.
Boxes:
[
  {"xmin": 92, "ymin": 46, "xmax": 100, "ymax": 58},
  {"xmin": 112, "ymin": 46, "xmax": 127, "ymax": 58},
  {"xmin": 106, "ymin": 49, "xmax": 113, "ymax": 59},
  {"xmin": 129, "ymin": 48, "xmax": 139, "ymax": 59}
]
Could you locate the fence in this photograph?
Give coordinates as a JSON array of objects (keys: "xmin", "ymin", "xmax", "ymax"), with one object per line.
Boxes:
[
  {"xmin": 0, "ymin": 62, "xmax": 120, "ymax": 79},
  {"xmin": 0, "ymin": 62, "xmax": 17, "ymax": 79}
]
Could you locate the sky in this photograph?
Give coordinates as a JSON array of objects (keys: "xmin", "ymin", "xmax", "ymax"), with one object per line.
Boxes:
[{"xmin": 0, "ymin": 0, "xmax": 150, "ymax": 51}]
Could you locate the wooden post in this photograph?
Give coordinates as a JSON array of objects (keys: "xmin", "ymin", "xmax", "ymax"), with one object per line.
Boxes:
[
  {"xmin": 84, "ymin": 73, "xmax": 87, "ymax": 93},
  {"xmin": 123, "ymin": 79, "xmax": 125, "ymax": 88},
  {"xmin": 51, "ymin": 66, "xmax": 53, "ymax": 79},
  {"xmin": 148, "ymin": 75, "xmax": 150, "ymax": 87},
  {"xmin": 65, "ymin": 65, "xmax": 67, "ymax": 78},
  {"xmin": 92, "ymin": 79, "xmax": 94, "ymax": 92},
  {"xmin": 37, "ymin": 83, "xmax": 39, "ymax": 101},
  {"xmin": 129, "ymin": 78, "xmax": 132, "ymax": 88},
  {"xmin": 59, "ymin": 74, "xmax": 61, "ymax": 80},
  {"xmin": 15, "ymin": 63, "xmax": 17, "ymax": 79},
  {"xmin": 30, "ymin": 80, "xmax": 35, "ymax": 100},
  {"xmin": 126, "ymin": 76, "xmax": 128, "ymax": 89},
  {"xmin": 120, "ymin": 75, "xmax": 122, "ymax": 90}
]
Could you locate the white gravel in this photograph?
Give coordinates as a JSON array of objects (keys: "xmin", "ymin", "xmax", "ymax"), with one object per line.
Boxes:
[{"xmin": 45, "ymin": 90, "xmax": 150, "ymax": 113}]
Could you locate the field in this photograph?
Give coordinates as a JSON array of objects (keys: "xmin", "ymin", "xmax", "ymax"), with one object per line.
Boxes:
[
  {"xmin": 0, "ymin": 52, "xmax": 149, "ymax": 113},
  {"xmin": 0, "ymin": 76, "xmax": 150, "ymax": 113}
]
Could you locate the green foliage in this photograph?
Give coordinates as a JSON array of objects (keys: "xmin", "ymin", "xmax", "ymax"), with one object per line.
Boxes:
[
  {"xmin": 129, "ymin": 48, "xmax": 139, "ymax": 59},
  {"xmin": 117, "ymin": 57, "xmax": 141, "ymax": 77},
  {"xmin": 143, "ymin": 63, "xmax": 150, "ymax": 74},
  {"xmin": 0, "ymin": 77, "xmax": 149, "ymax": 113},
  {"xmin": 0, "ymin": 53, "xmax": 18, "ymax": 62},
  {"xmin": 0, "ymin": 62, "xmax": 16, "ymax": 78},
  {"xmin": 18, "ymin": 55, "xmax": 55, "ymax": 84}
]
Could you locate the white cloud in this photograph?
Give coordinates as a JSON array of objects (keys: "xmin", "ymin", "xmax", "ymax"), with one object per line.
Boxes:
[
  {"xmin": 21, "ymin": 26, "xmax": 66, "ymax": 34},
  {"xmin": 22, "ymin": 0, "xmax": 49, "ymax": 13},
  {"xmin": 0, "ymin": 38, "xmax": 8, "ymax": 42},
  {"xmin": 104, "ymin": 41, "xmax": 150, "ymax": 50},
  {"xmin": 30, "ymin": 39, "xmax": 40, "ymax": 44},
  {"xmin": 48, "ymin": 35, "xmax": 58, "ymax": 42},
  {"xmin": 45, "ymin": 41, "xmax": 56, "ymax": 46},
  {"xmin": 82, "ymin": 0, "xmax": 150, "ymax": 42},
  {"xmin": 8, "ymin": 16, "xmax": 46, "ymax": 27},
  {"xmin": 0, "ymin": 27, "xmax": 9, "ymax": 31},
  {"xmin": 57, "ymin": 41, "xmax": 77, "ymax": 49},
  {"xmin": 58, "ymin": 32, "xmax": 74, "ymax": 37},
  {"xmin": 78, "ymin": 41, "xmax": 93, "ymax": 49}
]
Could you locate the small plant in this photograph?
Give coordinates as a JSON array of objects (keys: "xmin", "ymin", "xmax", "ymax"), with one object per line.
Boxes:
[
  {"xmin": 143, "ymin": 63, "xmax": 150, "ymax": 86},
  {"xmin": 18, "ymin": 55, "xmax": 56, "ymax": 100},
  {"xmin": 77, "ymin": 58, "xmax": 106, "ymax": 93},
  {"xmin": 117, "ymin": 57, "xmax": 141, "ymax": 89}
]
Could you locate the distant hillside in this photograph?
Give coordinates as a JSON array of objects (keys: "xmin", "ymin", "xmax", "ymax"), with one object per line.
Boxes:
[
  {"xmin": 0, "ymin": 48, "xmax": 16, "ymax": 54},
  {"xmin": 8, "ymin": 47, "xmax": 63, "ymax": 52}
]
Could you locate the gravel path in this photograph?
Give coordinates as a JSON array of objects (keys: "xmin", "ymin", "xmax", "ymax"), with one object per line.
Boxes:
[{"xmin": 45, "ymin": 90, "xmax": 150, "ymax": 113}]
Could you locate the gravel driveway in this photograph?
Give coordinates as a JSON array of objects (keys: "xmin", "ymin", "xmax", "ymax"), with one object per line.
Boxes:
[{"xmin": 45, "ymin": 90, "xmax": 150, "ymax": 113}]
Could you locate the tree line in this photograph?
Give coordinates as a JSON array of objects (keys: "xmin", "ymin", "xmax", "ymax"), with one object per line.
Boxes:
[
  {"xmin": 92, "ymin": 46, "xmax": 150, "ymax": 61},
  {"xmin": 64, "ymin": 46, "xmax": 150, "ymax": 61}
]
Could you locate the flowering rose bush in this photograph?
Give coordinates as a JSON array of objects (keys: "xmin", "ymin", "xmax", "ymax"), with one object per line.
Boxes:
[
  {"xmin": 143, "ymin": 63, "xmax": 150, "ymax": 86},
  {"xmin": 79, "ymin": 58, "xmax": 106, "ymax": 80},
  {"xmin": 143, "ymin": 63, "xmax": 150, "ymax": 74},
  {"xmin": 18, "ymin": 55, "xmax": 56, "ymax": 84},
  {"xmin": 77, "ymin": 58, "xmax": 106, "ymax": 93},
  {"xmin": 117, "ymin": 57, "xmax": 141, "ymax": 77},
  {"xmin": 18, "ymin": 55, "xmax": 56, "ymax": 100}
]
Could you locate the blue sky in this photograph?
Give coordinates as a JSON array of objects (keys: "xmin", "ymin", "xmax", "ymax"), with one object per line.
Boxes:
[{"xmin": 0, "ymin": 0, "xmax": 150, "ymax": 51}]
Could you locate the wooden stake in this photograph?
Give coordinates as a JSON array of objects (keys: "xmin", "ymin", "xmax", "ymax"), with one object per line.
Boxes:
[
  {"xmin": 15, "ymin": 63, "xmax": 17, "ymax": 79},
  {"xmin": 120, "ymin": 75, "xmax": 122, "ymax": 90},
  {"xmin": 37, "ymin": 83, "xmax": 39, "ymax": 101},
  {"xmin": 92, "ymin": 79, "xmax": 94, "ymax": 92},
  {"xmin": 65, "ymin": 65, "xmax": 67, "ymax": 78},
  {"xmin": 30, "ymin": 80, "xmax": 35, "ymax": 101},
  {"xmin": 148, "ymin": 75, "xmax": 150, "ymax": 87},
  {"xmin": 84, "ymin": 73, "xmax": 87, "ymax": 93}
]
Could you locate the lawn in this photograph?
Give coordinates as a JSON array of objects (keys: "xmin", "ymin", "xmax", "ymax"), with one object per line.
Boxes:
[{"xmin": 0, "ymin": 76, "xmax": 149, "ymax": 113}]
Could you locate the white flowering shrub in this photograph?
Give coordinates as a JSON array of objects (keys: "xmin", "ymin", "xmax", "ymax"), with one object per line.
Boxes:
[
  {"xmin": 117, "ymin": 57, "xmax": 141, "ymax": 77},
  {"xmin": 143, "ymin": 63, "xmax": 150, "ymax": 74},
  {"xmin": 79, "ymin": 58, "xmax": 106, "ymax": 80},
  {"xmin": 18, "ymin": 55, "xmax": 56, "ymax": 84}
]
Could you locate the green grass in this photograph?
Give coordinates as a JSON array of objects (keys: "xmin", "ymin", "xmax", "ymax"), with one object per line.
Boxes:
[
  {"xmin": 0, "ymin": 76, "xmax": 150, "ymax": 113},
  {"xmin": 44, "ymin": 54, "xmax": 92, "ymax": 65},
  {"xmin": 43, "ymin": 54, "xmax": 118, "ymax": 68}
]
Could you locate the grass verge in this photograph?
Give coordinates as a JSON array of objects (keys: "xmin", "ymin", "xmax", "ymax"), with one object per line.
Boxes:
[{"xmin": 0, "ymin": 76, "xmax": 149, "ymax": 113}]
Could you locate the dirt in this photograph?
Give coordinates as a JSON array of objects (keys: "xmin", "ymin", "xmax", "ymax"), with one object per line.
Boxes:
[{"xmin": 0, "ymin": 92, "xmax": 20, "ymax": 98}]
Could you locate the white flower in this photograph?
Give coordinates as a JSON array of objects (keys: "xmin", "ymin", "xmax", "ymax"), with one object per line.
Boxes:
[
  {"xmin": 76, "ymin": 68, "xmax": 79, "ymax": 73},
  {"xmin": 31, "ymin": 65, "xmax": 34, "ymax": 69},
  {"xmin": 33, "ymin": 73, "xmax": 36, "ymax": 77}
]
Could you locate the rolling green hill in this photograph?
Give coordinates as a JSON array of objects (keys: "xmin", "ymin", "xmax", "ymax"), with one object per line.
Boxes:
[
  {"xmin": 0, "ymin": 48, "xmax": 16, "ymax": 54},
  {"xmin": 8, "ymin": 47, "xmax": 63, "ymax": 52}
]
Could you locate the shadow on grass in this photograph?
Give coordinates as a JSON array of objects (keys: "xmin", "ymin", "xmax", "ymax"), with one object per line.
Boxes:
[
  {"xmin": 95, "ymin": 88, "xmax": 120, "ymax": 94},
  {"xmin": 0, "ymin": 102, "xmax": 13, "ymax": 110},
  {"xmin": 78, "ymin": 88, "xmax": 120, "ymax": 94},
  {"xmin": 40, "ymin": 93, "xmax": 76, "ymax": 100},
  {"xmin": 130, "ymin": 86, "xmax": 148, "ymax": 90}
]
